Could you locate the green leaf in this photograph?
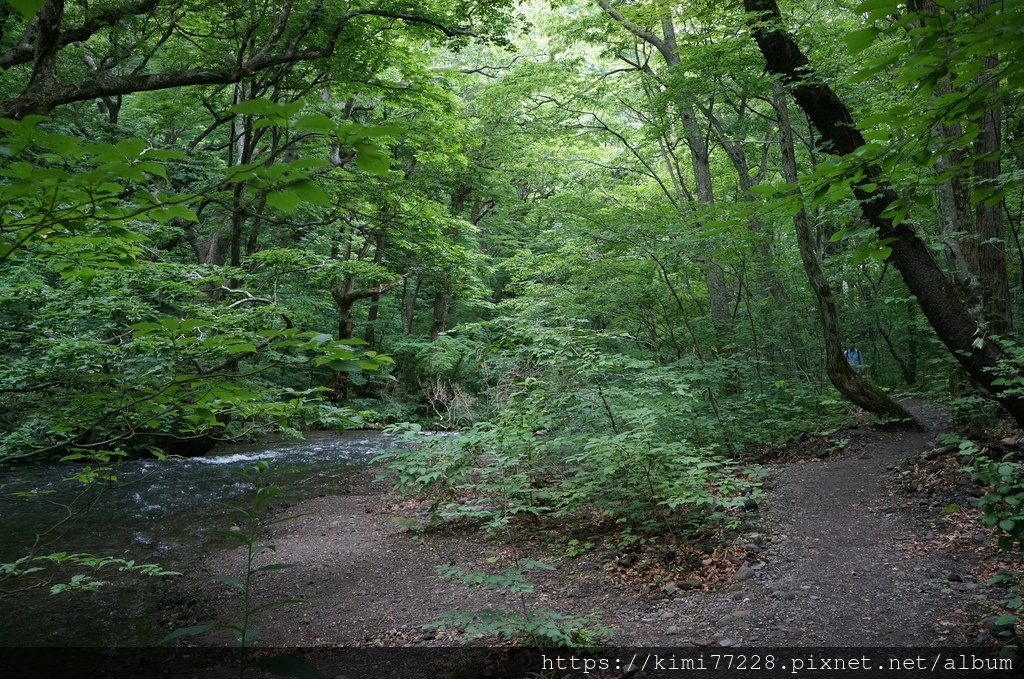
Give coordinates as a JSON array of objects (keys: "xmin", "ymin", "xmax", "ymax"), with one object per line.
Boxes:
[
  {"xmin": 255, "ymin": 563, "xmax": 299, "ymax": 573},
  {"xmin": 360, "ymin": 125, "xmax": 403, "ymax": 139},
  {"xmin": 160, "ymin": 623, "xmax": 216, "ymax": 644},
  {"xmin": 869, "ymin": 246, "xmax": 892, "ymax": 261},
  {"xmin": 267, "ymin": 190, "xmax": 301, "ymax": 212},
  {"xmin": 844, "ymin": 27, "xmax": 879, "ymax": 54},
  {"xmin": 292, "ymin": 181, "xmax": 331, "ymax": 207},
  {"xmin": 854, "ymin": 0, "xmax": 896, "ymax": 12},
  {"xmin": 154, "ymin": 204, "xmax": 200, "ymax": 223},
  {"xmin": 206, "ymin": 575, "xmax": 247, "ymax": 592},
  {"xmin": 9, "ymin": 0, "xmax": 46, "ymax": 20},
  {"xmin": 353, "ymin": 142, "xmax": 390, "ymax": 175},
  {"xmin": 231, "ymin": 99, "xmax": 282, "ymax": 116},
  {"xmin": 294, "ymin": 114, "xmax": 337, "ymax": 134}
]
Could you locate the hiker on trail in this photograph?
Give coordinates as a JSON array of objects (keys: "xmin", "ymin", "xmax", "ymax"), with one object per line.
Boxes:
[{"xmin": 844, "ymin": 347, "xmax": 865, "ymax": 375}]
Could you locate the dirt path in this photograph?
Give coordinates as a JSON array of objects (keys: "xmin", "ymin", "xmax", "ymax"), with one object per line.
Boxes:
[
  {"xmin": 637, "ymin": 401, "xmax": 983, "ymax": 647},
  {"xmin": 168, "ymin": 402, "xmax": 996, "ymax": 647}
]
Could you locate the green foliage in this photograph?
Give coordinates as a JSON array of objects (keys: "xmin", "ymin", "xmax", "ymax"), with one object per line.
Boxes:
[
  {"xmin": 967, "ymin": 448, "xmax": 1024, "ymax": 552},
  {"xmin": 379, "ymin": 323, "xmax": 759, "ymax": 539},
  {"xmin": 426, "ymin": 559, "xmax": 611, "ymax": 647},
  {"xmin": 961, "ymin": 438, "xmax": 1024, "ymax": 633},
  {"xmin": 0, "ymin": 119, "xmax": 395, "ymax": 463},
  {"xmin": 0, "ymin": 551, "xmax": 180, "ymax": 596}
]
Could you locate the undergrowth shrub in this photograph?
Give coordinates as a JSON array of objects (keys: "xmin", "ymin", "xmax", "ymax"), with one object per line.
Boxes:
[
  {"xmin": 958, "ymin": 438, "xmax": 1024, "ymax": 639},
  {"xmin": 377, "ymin": 323, "xmax": 761, "ymax": 540},
  {"xmin": 426, "ymin": 558, "xmax": 611, "ymax": 647}
]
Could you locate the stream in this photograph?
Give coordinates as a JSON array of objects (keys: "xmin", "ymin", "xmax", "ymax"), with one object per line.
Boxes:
[{"xmin": 0, "ymin": 430, "xmax": 400, "ymax": 646}]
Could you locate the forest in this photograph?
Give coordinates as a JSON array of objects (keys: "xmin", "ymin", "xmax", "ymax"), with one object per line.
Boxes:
[{"xmin": 2, "ymin": 0, "xmax": 1024, "ymax": 670}]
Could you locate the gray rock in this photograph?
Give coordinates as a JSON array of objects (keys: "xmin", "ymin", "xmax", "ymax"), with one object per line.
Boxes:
[
  {"xmin": 716, "ymin": 610, "xmax": 750, "ymax": 627},
  {"xmin": 734, "ymin": 565, "xmax": 755, "ymax": 582},
  {"xmin": 679, "ymin": 579, "xmax": 702, "ymax": 591},
  {"xmin": 617, "ymin": 554, "xmax": 637, "ymax": 567}
]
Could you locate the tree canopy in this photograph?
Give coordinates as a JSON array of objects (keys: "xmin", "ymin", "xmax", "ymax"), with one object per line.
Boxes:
[{"xmin": 2, "ymin": 0, "xmax": 1024, "ymax": 524}]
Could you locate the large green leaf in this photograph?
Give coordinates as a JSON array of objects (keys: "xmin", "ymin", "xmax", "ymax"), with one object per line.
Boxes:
[{"xmin": 8, "ymin": 0, "xmax": 45, "ymax": 19}]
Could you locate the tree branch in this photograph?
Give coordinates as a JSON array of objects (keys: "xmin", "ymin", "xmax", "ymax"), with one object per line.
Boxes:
[
  {"xmin": 2, "ymin": 7, "xmax": 479, "ymax": 118},
  {"xmin": 0, "ymin": 0, "xmax": 160, "ymax": 69}
]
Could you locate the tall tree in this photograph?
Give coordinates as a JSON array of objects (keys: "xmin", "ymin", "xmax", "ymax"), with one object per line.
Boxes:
[
  {"xmin": 772, "ymin": 81, "xmax": 919, "ymax": 427},
  {"xmin": 742, "ymin": 0, "xmax": 1024, "ymax": 428}
]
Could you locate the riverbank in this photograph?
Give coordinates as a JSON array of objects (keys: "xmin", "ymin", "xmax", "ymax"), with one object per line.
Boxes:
[{"xmin": 162, "ymin": 402, "xmax": 1013, "ymax": 648}]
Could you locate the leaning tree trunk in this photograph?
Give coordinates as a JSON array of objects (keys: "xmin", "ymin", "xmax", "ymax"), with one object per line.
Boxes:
[
  {"xmin": 773, "ymin": 82, "xmax": 921, "ymax": 428},
  {"xmin": 744, "ymin": 0, "xmax": 1024, "ymax": 429}
]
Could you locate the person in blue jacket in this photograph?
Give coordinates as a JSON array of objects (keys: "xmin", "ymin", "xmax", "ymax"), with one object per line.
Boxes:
[{"xmin": 844, "ymin": 347, "xmax": 865, "ymax": 374}]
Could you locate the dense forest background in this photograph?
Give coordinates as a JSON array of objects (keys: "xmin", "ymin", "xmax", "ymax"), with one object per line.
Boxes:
[{"xmin": 2, "ymin": 0, "xmax": 1024, "ymax": 560}]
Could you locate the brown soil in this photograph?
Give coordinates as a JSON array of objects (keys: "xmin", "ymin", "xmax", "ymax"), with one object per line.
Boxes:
[{"xmin": 164, "ymin": 401, "xmax": 1008, "ymax": 648}]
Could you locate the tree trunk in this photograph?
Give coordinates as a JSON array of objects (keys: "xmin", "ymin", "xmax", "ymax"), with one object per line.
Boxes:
[
  {"xmin": 922, "ymin": 0, "xmax": 1009, "ymax": 333},
  {"xmin": 402, "ymin": 276, "xmax": 420, "ymax": 335},
  {"xmin": 600, "ymin": 3, "xmax": 732, "ymax": 326},
  {"xmin": 330, "ymin": 266, "xmax": 406, "ymax": 402},
  {"xmin": 677, "ymin": 105, "xmax": 730, "ymax": 324},
  {"xmin": 744, "ymin": 0, "xmax": 1024, "ymax": 429},
  {"xmin": 430, "ymin": 285, "xmax": 450, "ymax": 340},
  {"xmin": 701, "ymin": 100, "xmax": 789, "ymax": 307},
  {"xmin": 772, "ymin": 82, "xmax": 921, "ymax": 428},
  {"xmin": 973, "ymin": 0, "xmax": 1012, "ymax": 335},
  {"xmin": 363, "ymin": 232, "xmax": 385, "ymax": 348},
  {"xmin": 227, "ymin": 81, "xmax": 254, "ymax": 272}
]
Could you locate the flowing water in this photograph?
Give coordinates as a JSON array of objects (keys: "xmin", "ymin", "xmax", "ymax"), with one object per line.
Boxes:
[{"xmin": 0, "ymin": 431, "xmax": 400, "ymax": 646}]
